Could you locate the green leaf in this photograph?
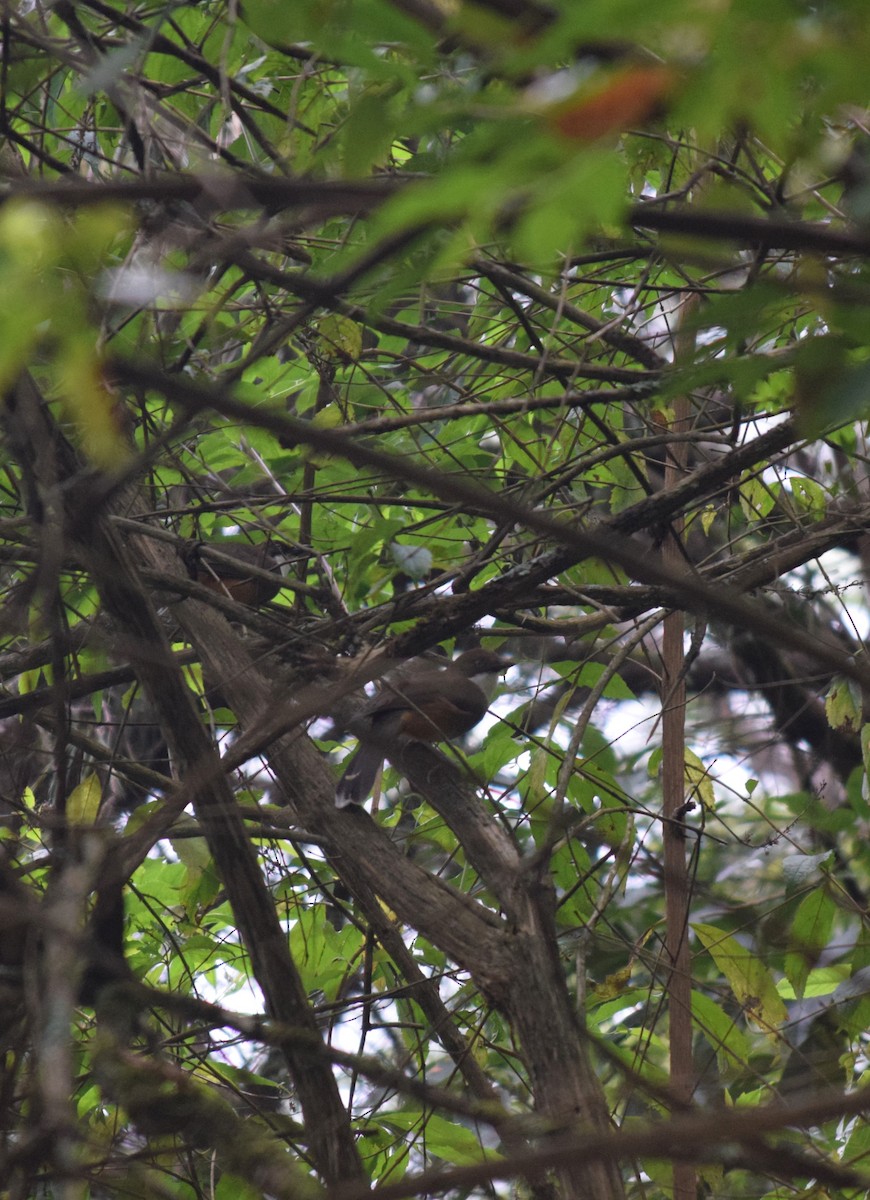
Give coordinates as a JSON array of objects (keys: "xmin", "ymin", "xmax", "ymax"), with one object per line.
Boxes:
[
  {"xmin": 691, "ymin": 990, "xmax": 751, "ymax": 1077},
  {"xmin": 341, "ymin": 90, "xmax": 399, "ymax": 178},
  {"xmin": 693, "ymin": 923, "xmax": 788, "ymax": 1033},
  {"xmin": 577, "ymin": 660, "xmax": 635, "ymax": 699},
  {"xmin": 784, "ymin": 886, "xmax": 836, "ymax": 1000},
  {"xmin": 793, "ymin": 335, "xmax": 853, "ymax": 436},
  {"xmin": 738, "ymin": 470, "xmax": 777, "ymax": 521},
  {"xmin": 511, "ymin": 148, "xmax": 627, "ymax": 264},
  {"xmin": 289, "ymin": 908, "xmax": 364, "ymax": 1000},
  {"xmin": 380, "ymin": 1111, "xmax": 498, "ymax": 1166},
  {"xmin": 778, "ymin": 964, "xmax": 848, "ymax": 1000}
]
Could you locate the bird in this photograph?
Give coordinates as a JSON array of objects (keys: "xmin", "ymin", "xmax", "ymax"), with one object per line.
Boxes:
[
  {"xmin": 335, "ymin": 648, "xmax": 508, "ymax": 808},
  {"xmin": 183, "ymin": 540, "xmax": 291, "ymax": 608}
]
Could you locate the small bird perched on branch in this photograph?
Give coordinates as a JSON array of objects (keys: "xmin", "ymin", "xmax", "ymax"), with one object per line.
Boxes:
[
  {"xmin": 335, "ymin": 648, "xmax": 508, "ymax": 808},
  {"xmin": 183, "ymin": 540, "xmax": 294, "ymax": 608}
]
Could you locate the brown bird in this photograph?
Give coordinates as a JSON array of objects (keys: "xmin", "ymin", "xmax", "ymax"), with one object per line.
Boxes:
[
  {"xmin": 335, "ymin": 649, "xmax": 508, "ymax": 808},
  {"xmin": 184, "ymin": 541, "xmax": 287, "ymax": 608}
]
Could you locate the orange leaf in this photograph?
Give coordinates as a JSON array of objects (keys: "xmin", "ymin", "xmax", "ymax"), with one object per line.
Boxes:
[{"xmin": 547, "ymin": 65, "xmax": 678, "ymax": 143}]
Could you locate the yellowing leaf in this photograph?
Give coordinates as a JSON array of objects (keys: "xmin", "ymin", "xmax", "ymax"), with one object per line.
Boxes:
[
  {"xmin": 67, "ymin": 773, "xmax": 102, "ymax": 826},
  {"xmin": 55, "ymin": 337, "xmax": 134, "ymax": 471},
  {"xmin": 590, "ymin": 963, "xmax": 633, "ymax": 1004},
  {"xmin": 67, "ymin": 204, "xmax": 131, "ymax": 268},
  {"xmin": 311, "ymin": 403, "xmax": 342, "ymax": 430},
  {"xmin": 826, "ymin": 676, "xmax": 862, "ymax": 732},
  {"xmin": 17, "ymin": 667, "xmax": 41, "ymax": 695},
  {"xmin": 685, "ymin": 747, "xmax": 715, "ymax": 810},
  {"xmin": 0, "ymin": 208, "xmax": 55, "ymax": 392},
  {"xmin": 526, "ymin": 746, "xmax": 548, "ymax": 803},
  {"xmin": 377, "ymin": 897, "xmax": 398, "ymax": 922},
  {"xmin": 315, "ymin": 315, "xmax": 363, "ymax": 362},
  {"xmin": 0, "ymin": 199, "xmax": 62, "ymax": 268}
]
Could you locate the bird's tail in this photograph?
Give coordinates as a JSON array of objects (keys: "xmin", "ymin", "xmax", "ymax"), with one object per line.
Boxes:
[{"xmin": 335, "ymin": 743, "xmax": 383, "ymax": 808}]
